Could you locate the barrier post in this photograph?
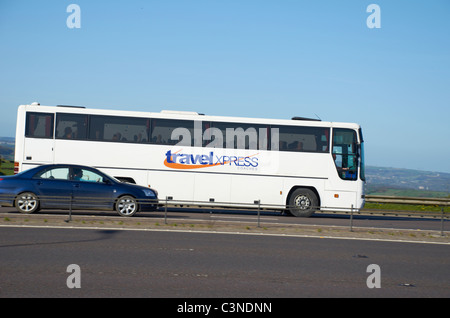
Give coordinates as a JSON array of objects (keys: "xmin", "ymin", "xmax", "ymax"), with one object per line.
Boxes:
[
  {"xmin": 441, "ymin": 207, "xmax": 445, "ymax": 237},
  {"xmin": 65, "ymin": 194, "xmax": 73, "ymax": 223},
  {"xmin": 256, "ymin": 200, "xmax": 261, "ymax": 228},
  {"xmin": 349, "ymin": 204, "xmax": 354, "ymax": 232},
  {"xmin": 164, "ymin": 196, "xmax": 168, "ymax": 225}
]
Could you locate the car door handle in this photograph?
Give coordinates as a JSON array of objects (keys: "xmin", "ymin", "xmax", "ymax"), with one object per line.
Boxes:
[{"xmin": 73, "ymin": 184, "xmax": 80, "ymax": 188}]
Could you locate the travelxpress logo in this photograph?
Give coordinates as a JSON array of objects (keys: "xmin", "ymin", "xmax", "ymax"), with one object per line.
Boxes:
[{"xmin": 164, "ymin": 150, "xmax": 259, "ymax": 170}]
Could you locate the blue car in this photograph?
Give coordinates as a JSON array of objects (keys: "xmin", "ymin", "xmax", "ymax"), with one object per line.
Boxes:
[{"xmin": 0, "ymin": 164, "xmax": 158, "ymax": 217}]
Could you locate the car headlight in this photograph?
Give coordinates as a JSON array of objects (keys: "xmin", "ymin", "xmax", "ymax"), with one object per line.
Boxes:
[{"xmin": 142, "ymin": 189, "xmax": 155, "ymax": 197}]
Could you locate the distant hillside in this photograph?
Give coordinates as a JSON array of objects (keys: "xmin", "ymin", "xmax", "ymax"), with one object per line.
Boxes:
[
  {"xmin": 0, "ymin": 137, "xmax": 14, "ymax": 161},
  {"xmin": 0, "ymin": 137, "xmax": 15, "ymax": 144},
  {"xmin": 365, "ymin": 166, "xmax": 450, "ymax": 197}
]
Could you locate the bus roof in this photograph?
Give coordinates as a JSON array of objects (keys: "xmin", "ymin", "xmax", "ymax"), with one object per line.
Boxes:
[{"xmin": 18, "ymin": 103, "xmax": 361, "ymax": 129}]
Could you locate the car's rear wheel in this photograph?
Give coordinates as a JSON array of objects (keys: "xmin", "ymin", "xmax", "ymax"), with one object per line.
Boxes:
[
  {"xmin": 116, "ymin": 195, "xmax": 138, "ymax": 217},
  {"xmin": 15, "ymin": 192, "xmax": 40, "ymax": 214}
]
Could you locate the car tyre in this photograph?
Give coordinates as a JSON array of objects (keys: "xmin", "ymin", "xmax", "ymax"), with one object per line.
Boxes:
[
  {"xmin": 116, "ymin": 195, "xmax": 138, "ymax": 217},
  {"xmin": 15, "ymin": 192, "xmax": 40, "ymax": 214}
]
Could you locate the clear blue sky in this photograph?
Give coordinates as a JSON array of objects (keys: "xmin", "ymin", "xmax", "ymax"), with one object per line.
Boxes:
[{"xmin": 1, "ymin": 0, "xmax": 449, "ymax": 173}]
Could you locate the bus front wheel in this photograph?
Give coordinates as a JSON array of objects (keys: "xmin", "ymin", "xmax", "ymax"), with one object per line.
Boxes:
[{"xmin": 288, "ymin": 188, "xmax": 318, "ymax": 217}]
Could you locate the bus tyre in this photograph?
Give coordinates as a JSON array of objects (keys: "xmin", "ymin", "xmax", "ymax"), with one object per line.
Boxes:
[
  {"xmin": 15, "ymin": 192, "xmax": 40, "ymax": 214},
  {"xmin": 116, "ymin": 195, "xmax": 138, "ymax": 217},
  {"xmin": 288, "ymin": 188, "xmax": 318, "ymax": 217}
]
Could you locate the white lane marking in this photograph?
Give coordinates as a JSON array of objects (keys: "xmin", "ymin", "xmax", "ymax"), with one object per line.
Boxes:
[
  {"xmin": 209, "ymin": 215, "xmax": 280, "ymax": 221},
  {"xmin": 0, "ymin": 224, "xmax": 449, "ymax": 245}
]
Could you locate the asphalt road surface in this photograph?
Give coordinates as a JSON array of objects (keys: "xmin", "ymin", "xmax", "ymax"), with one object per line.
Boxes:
[{"xmin": 0, "ymin": 226, "xmax": 449, "ymax": 298}]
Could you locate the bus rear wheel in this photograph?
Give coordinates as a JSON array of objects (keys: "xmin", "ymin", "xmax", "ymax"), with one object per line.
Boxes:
[{"xmin": 288, "ymin": 188, "xmax": 318, "ymax": 217}]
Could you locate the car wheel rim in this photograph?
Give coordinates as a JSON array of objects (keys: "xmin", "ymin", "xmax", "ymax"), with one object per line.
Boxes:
[
  {"xmin": 18, "ymin": 195, "xmax": 37, "ymax": 212},
  {"xmin": 118, "ymin": 198, "xmax": 136, "ymax": 216}
]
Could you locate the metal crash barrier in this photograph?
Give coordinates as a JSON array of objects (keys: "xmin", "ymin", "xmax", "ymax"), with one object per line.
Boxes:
[{"xmin": 1, "ymin": 194, "xmax": 448, "ymax": 235}]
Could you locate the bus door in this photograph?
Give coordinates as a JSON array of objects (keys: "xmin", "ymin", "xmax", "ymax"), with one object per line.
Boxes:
[
  {"xmin": 23, "ymin": 138, "xmax": 54, "ymax": 164},
  {"xmin": 23, "ymin": 112, "xmax": 55, "ymax": 164},
  {"xmin": 331, "ymin": 128, "xmax": 358, "ymax": 182}
]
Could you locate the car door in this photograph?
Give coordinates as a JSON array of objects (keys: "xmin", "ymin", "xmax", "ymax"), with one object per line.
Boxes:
[
  {"xmin": 32, "ymin": 167, "xmax": 73, "ymax": 208},
  {"xmin": 70, "ymin": 167, "xmax": 114, "ymax": 210}
]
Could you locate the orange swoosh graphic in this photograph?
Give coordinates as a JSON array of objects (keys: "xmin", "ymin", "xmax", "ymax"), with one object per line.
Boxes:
[
  {"xmin": 164, "ymin": 152, "xmax": 258, "ymax": 170},
  {"xmin": 163, "ymin": 160, "xmax": 225, "ymax": 169}
]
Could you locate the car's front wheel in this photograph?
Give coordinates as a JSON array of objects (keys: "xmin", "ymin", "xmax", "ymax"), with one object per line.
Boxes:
[
  {"xmin": 116, "ymin": 195, "xmax": 138, "ymax": 217},
  {"xmin": 15, "ymin": 192, "xmax": 40, "ymax": 214}
]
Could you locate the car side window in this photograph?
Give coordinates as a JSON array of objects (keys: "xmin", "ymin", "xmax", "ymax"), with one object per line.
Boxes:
[
  {"xmin": 71, "ymin": 168, "xmax": 105, "ymax": 183},
  {"xmin": 36, "ymin": 168, "xmax": 70, "ymax": 180}
]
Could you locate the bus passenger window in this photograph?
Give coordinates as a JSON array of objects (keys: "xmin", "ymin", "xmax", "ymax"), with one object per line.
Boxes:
[
  {"xmin": 89, "ymin": 115, "xmax": 149, "ymax": 143},
  {"xmin": 150, "ymin": 119, "xmax": 195, "ymax": 146},
  {"xmin": 273, "ymin": 125, "xmax": 329, "ymax": 153},
  {"xmin": 25, "ymin": 113, "xmax": 54, "ymax": 138},
  {"xmin": 56, "ymin": 113, "xmax": 88, "ymax": 140}
]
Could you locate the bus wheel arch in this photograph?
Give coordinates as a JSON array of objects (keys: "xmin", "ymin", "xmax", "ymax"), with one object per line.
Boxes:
[
  {"xmin": 286, "ymin": 187, "xmax": 320, "ymax": 217},
  {"xmin": 115, "ymin": 177, "xmax": 136, "ymax": 184}
]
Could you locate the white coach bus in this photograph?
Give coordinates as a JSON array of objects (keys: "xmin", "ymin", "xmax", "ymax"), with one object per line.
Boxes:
[{"xmin": 14, "ymin": 103, "xmax": 365, "ymax": 217}]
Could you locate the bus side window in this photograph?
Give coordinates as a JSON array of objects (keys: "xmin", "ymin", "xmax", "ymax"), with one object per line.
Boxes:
[
  {"xmin": 25, "ymin": 113, "xmax": 54, "ymax": 138},
  {"xmin": 88, "ymin": 115, "xmax": 149, "ymax": 143},
  {"xmin": 274, "ymin": 126, "xmax": 329, "ymax": 153},
  {"xmin": 56, "ymin": 113, "xmax": 88, "ymax": 140},
  {"xmin": 151, "ymin": 119, "xmax": 195, "ymax": 146}
]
